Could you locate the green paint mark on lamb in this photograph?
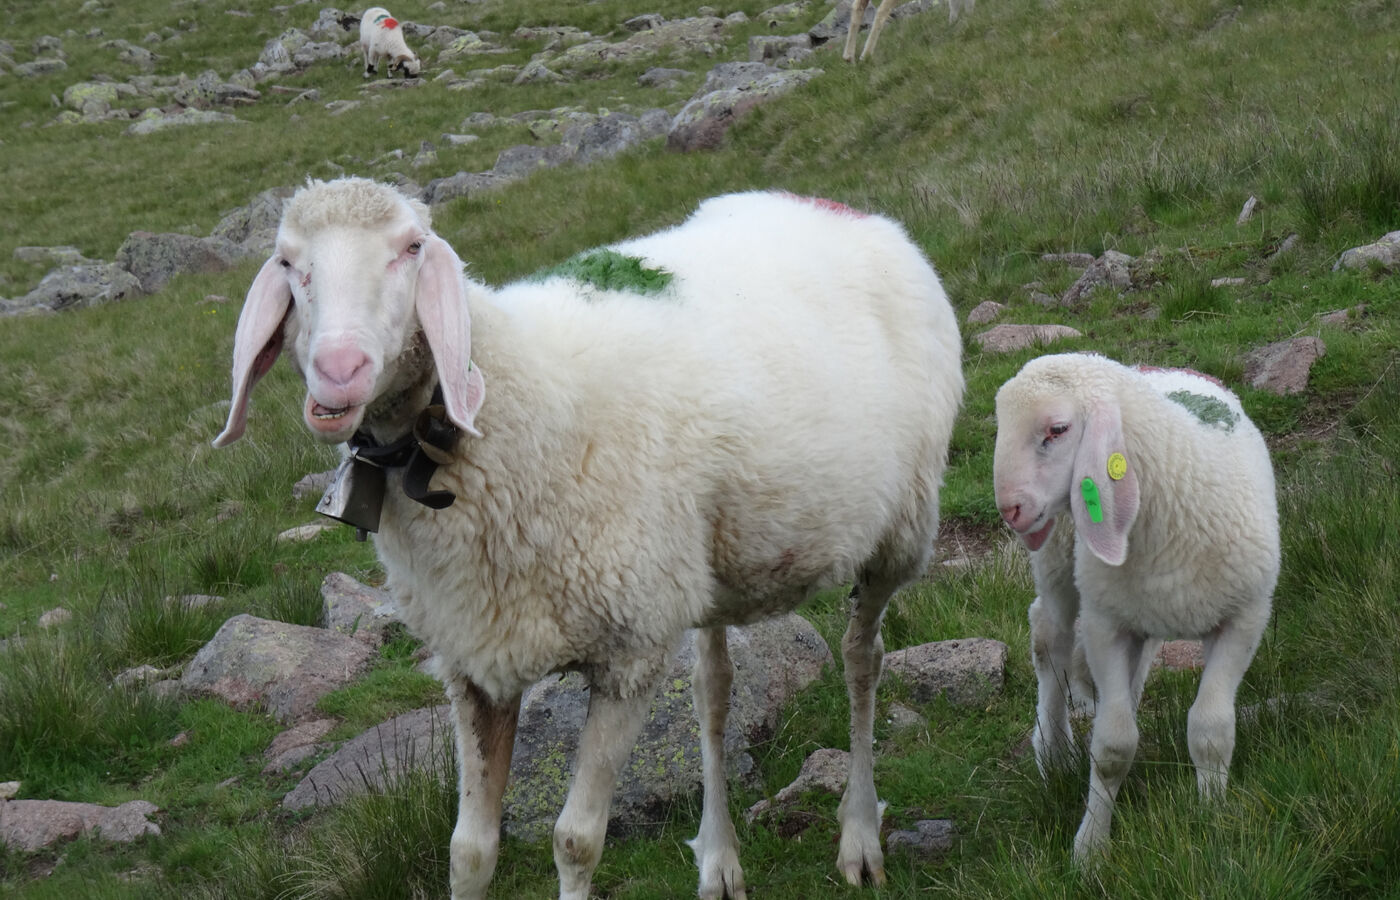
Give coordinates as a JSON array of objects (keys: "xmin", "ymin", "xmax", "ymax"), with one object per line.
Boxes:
[
  {"xmin": 532, "ymin": 249, "xmax": 674, "ymax": 296},
  {"xmin": 1167, "ymin": 390, "xmax": 1239, "ymax": 431}
]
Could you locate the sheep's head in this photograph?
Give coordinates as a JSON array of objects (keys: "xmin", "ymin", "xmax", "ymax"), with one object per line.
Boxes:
[
  {"xmin": 992, "ymin": 354, "xmax": 1139, "ymax": 565},
  {"xmin": 213, "ymin": 177, "xmax": 483, "ymax": 448},
  {"xmin": 392, "ymin": 53, "xmax": 421, "ymax": 78}
]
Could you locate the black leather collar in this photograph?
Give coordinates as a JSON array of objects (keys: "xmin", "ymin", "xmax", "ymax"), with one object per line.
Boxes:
[{"xmin": 349, "ymin": 384, "xmax": 460, "ymax": 510}]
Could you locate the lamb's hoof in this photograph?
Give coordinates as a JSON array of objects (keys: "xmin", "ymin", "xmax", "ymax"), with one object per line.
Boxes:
[
  {"xmin": 689, "ymin": 836, "xmax": 747, "ymax": 900},
  {"xmin": 837, "ymin": 835, "xmax": 886, "ymax": 887}
]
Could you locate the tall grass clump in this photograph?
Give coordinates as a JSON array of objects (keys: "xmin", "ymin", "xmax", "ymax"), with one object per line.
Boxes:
[{"xmin": 1296, "ymin": 109, "xmax": 1400, "ymax": 240}]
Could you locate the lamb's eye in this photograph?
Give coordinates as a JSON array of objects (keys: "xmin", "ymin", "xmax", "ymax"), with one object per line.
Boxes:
[
  {"xmin": 1049, "ymin": 424, "xmax": 1070, "ymax": 436},
  {"xmin": 1042, "ymin": 423, "xmax": 1070, "ymax": 446},
  {"xmin": 279, "ymin": 258, "xmax": 291, "ymax": 269},
  {"xmin": 407, "ymin": 241, "xmax": 423, "ymax": 255}
]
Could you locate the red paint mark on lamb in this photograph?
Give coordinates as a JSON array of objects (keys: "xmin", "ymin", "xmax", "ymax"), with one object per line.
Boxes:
[
  {"xmin": 779, "ymin": 192, "xmax": 869, "ymax": 219},
  {"xmin": 1135, "ymin": 364, "xmax": 1226, "ymax": 389},
  {"xmin": 382, "ymin": 16, "xmax": 399, "ymax": 28}
]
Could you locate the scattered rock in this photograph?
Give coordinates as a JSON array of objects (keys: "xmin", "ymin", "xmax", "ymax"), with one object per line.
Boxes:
[
  {"xmin": 263, "ymin": 717, "xmax": 340, "ymax": 774},
  {"xmin": 667, "ymin": 61, "xmax": 821, "ymax": 152},
  {"xmin": 125, "ymin": 108, "xmax": 244, "ymax": 136},
  {"xmin": 180, "ymin": 614, "xmax": 375, "ymax": 723},
  {"xmin": 113, "ymin": 664, "xmax": 164, "ymax": 688},
  {"xmin": 1153, "ymin": 640, "xmax": 1204, "ymax": 671},
  {"xmin": 292, "ymin": 469, "xmax": 337, "ymax": 500},
  {"xmin": 6, "ymin": 262, "xmax": 143, "ymax": 313},
  {"xmin": 1060, "ymin": 250, "xmax": 1134, "ymax": 306},
  {"xmin": 115, "ymin": 231, "xmax": 246, "ymax": 293},
  {"xmin": 321, "ymin": 572, "xmax": 398, "ymax": 646},
  {"xmin": 882, "ymin": 638, "xmax": 1008, "ymax": 706},
  {"xmin": 1266, "ymin": 233, "xmax": 1300, "ymax": 263},
  {"xmin": 38, "ymin": 607, "xmax": 72, "ymax": 629},
  {"xmin": 13, "ymin": 245, "xmax": 88, "ymax": 266},
  {"xmin": 966, "ymin": 300, "xmax": 1004, "ymax": 325},
  {"xmin": 1040, "ymin": 252, "xmax": 1096, "ymax": 268},
  {"xmin": 1210, "ymin": 276, "xmax": 1248, "ymax": 288},
  {"xmin": 210, "ymin": 185, "xmax": 293, "ymax": 255},
  {"xmin": 1242, "ymin": 336, "xmax": 1325, "ymax": 396},
  {"xmin": 748, "ymin": 33, "xmax": 812, "ymax": 64},
  {"xmin": 886, "ymin": 818, "xmax": 955, "ymax": 860},
  {"xmin": 0, "ymin": 799, "xmax": 160, "ymax": 852},
  {"xmin": 744, "ymin": 747, "xmax": 849, "ymax": 824},
  {"xmin": 0, "ymin": 782, "xmax": 18, "ymax": 800},
  {"xmin": 973, "ymin": 323, "xmax": 1083, "ymax": 354},
  {"xmin": 1334, "ymin": 231, "xmax": 1400, "ymax": 272},
  {"xmin": 1317, "ymin": 305, "xmax": 1365, "ymax": 326},
  {"xmin": 638, "ymin": 66, "xmax": 690, "ymax": 88},
  {"xmin": 422, "ymin": 170, "xmax": 512, "ymax": 205},
  {"xmin": 14, "ymin": 58, "xmax": 68, "ymax": 77},
  {"xmin": 884, "ymin": 701, "xmax": 924, "ymax": 731},
  {"xmin": 277, "ymin": 522, "xmax": 337, "ymax": 543},
  {"xmin": 1236, "ymin": 195, "xmax": 1259, "ymax": 225}
]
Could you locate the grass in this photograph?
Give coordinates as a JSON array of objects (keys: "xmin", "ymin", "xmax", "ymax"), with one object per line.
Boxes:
[{"xmin": 1, "ymin": 0, "xmax": 1398, "ymax": 895}]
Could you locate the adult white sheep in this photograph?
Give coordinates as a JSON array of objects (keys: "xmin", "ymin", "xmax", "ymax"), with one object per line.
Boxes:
[
  {"xmin": 842, "ymin": 0, "xmax": 975, "ymax": 63},
  {"xmin": 213, "ymin": 177, "xmax": 964, "ymax": 899},
  {"xmin": 359, "ymin": 6, "xmax": 420, "ymax": 79},
  {"xmin": 993, "ymin": 352, "xmax": 1279, "ymax": 861}
]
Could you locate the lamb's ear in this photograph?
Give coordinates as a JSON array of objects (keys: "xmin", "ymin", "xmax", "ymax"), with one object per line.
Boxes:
[
  {"xmin": 1069, "ymin": 399, "xmax": 1139, "ymax": 565},
  {"xmin": 416, "ymin": 234, "xmax": 485, "ymax": 438},
  {"xmin": 213, "ymin": 256, "xmax": 292, "ymax": 448}
]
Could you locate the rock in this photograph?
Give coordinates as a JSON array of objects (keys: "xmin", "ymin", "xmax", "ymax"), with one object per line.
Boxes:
[
  {"xmin": 886, "ymin": 819, "xmax": 955, "ymax": 859},
  {"xmin": 1267, "ymin": 233, "xmax": 1300, "ymax": 263},
  {"xmin": 4, "ymin": 262, "xmax": 140, "ymax": 313},
  {"xmin": 1210, "ymin": 276, "xmax": 1248, "ymax": 288},
  {"xmin": 1242, "ymin": 336, "xmax": 1325, "ymax": 396},
  {"xmin": 882, "ymin": 638, "xmax": 1007, "ymax": 706},
  {"xmin": 966, "ymin": 300, "xmax": 1004, "ymax": 325},
  {"xmin": 562, "ymin": 110, "xmax": 669, "ymax": 165},
  {"xmin": 513, "ymin": 59, "xmax": 567, "ymax": 85},
  {"xmin": 1317, "ymin": 305, "xmax": 1365, "ymax": 326},
  {"xmin": 325, "ymin": 99, "xmax": 361, "ymax": 116},
  {"xmin": 0, "ymin": 799, "xmax": 160, "ymax": 852},
  {"xmin": 744, "ymin": 747, "xmax": 849, "ymax": 824},
  {"xmin": 277, "ymin": 522, "xmax": 337, "ymax": 542},
  {"xmin": 760, "ymin": 2, "xmax": 813, "ymax": 28},
  {"xmin": 624, "ymin": 14, "xmax": 666, "ymax": 31},
  {"xmin": 62, "ymin": 80, "xmax": 122, "ymax": 115},
  {"xmin": 284, "ymin": 614, "xmax": 832, "ymax": 837},
  {"xmin": 292, "ymin": 41, "xmax": 347, "ymax": 67},
  {"xmin": 321, "ymin": 572, "xmax": 398, "ymax": 646},
  {"xmin": 210, "ymin": 185, "xmax": 293, "ymax": 253},
  {"xmin": 113, "ymin": 664, "xmax": 164, "ymax": 688},
  {"xmin": 263, "ymin": 717, "xmax": 340, "ymax": 774},
  {"xmin": 667, "ymin": 62, "xmax": 821, "ymax": 152},
  {"xmin": 292, "ymin": 468, "xmax": 337, "ymax": 500},
  {"xmin": 440, "ymin": 133, "xmax": 479, "ymax": 146},
  {"xmin": 1060, "ymin": 250, "xmax": 1134, "ymax": 306},
  {"xmin": 180, "ymin": 614, "xmax": 375, "ymax": 723},
  {"xmin": 748, "ymin": 33, "xmax": 812, "ymax": 64},
  {"xmin": 169, "ymin": 593, "xmax": 222, "ymax": 610},
  {"xmin": 1040, "ymin": 252, "xmax": 1096, "ymax": 268},
  {"xmin": 0, "ymin": 782, "xmax": 17, "ymax": 800},
  {"xmin": 1334, "ymin": 230, "xmax": 1400, "ymax": 272},
  {"xmin": 115, "ymin": 231, "xmax": 245, "ymax": 293},
  {"xmin": 33, "ymin": 36, "xmax": 64, "ymax": 57},
  {"xmin": 100, "ymin": 39, "xmax": 158, "ymax": 71},
  {"xmin": 1153, "ymin": 640, "xmax": 1204, "ymax": 671},
  {"xmin": 492, "ymin": 143, "xmax": 573, "ymax": 178},
  {"xmin": 308, "ymin": 7, "xmax": 353, "ymax": 40},
  {"xmin": 973, "ymin": 323, "xmax": 1083, "ymax": 354},
  {"xmin": 884, "ymin": 701, "xmax": 924, "ymax": 731},
  {"xmin": 638, "ymin": 66, "xmax": 690, "ymax": 88},
  {"xmin": 125, "ymin": 108, "xmax": 244, "ymax": 135},
  {"xmin": 1236, "ymin": 195, "xmax": 1260, "ymax": 225},
  {"xmin": 14, "ymin": 58, "xmax": 68, "ymax": 77},
  {"xmin": 38, "ymin": 607, "xmax": 72, "ymax": 628},
  {"xmin": 13, "ymin": 245, "xmax": 88, "ymax": 266},
  {"xmin": 422, "ymin": 170, "xmax": 512, "ymax": 205}
]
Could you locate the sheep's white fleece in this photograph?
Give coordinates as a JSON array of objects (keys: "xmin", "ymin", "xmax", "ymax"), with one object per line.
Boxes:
[
  {"xmin": 359, "ymin": 6, "xmax": 419, "ymax": 78},
  {"xmin": 994, "ymin": 352, "xmax": 1279, "ymax": 860},
  {"xmin": 217, "ymin": 179, "xmax": 963, "ymax": 899}
]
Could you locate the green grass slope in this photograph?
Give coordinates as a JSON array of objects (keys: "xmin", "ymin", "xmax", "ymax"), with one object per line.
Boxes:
[{"xmin": 1, "ymin": 0, "xmax": 1398, "ymax": 896}]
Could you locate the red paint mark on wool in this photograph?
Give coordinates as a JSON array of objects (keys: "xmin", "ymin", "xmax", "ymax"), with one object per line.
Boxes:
[
  {"xmin": 383, "ymin": 16, "xmax": 399, "ymax": 28},
  {"xmin": 1135, "ymin": 364, "xmax": 1225, "ymax": 388},
  {"xmin": 779, "ymin": 192, "xmax": 869, "ymax": 218}
]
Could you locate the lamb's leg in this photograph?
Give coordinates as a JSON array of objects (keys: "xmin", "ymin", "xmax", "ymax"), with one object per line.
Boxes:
[
  {"xmin": 836, "ymin": 578, "xmax": 894, "ymax": 887},
  {"xmin": 842, "ymin": 0, "xmax": 871, "ymax": 62},
  {"xmin": 1073, "ymin": 618, "xmax": 1146, "ymax": 862},
  {"xmin": 1189, "ymin": 615, "xmax": 1264, "ymax": 799},
  {"xmin": 554, "ymin": 687, "xmax": 654, "ymax": 900},
  {"xmin": 687, "ymin": 626, "xmax": 747, "ymax": 900},
  {"xmin": 1029, "ymin": 594, "xmax": 1078, "ymax": 775},
  {"xmin": 858, "ymin": 0, "xmax": 899, "ymax": 61},
  {"xmin": 445, "ymin": 677, "xmax": 520, "ymax": 900}
]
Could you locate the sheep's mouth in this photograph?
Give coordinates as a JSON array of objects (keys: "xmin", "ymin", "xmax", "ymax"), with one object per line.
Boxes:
[
  {"xmin": 1021, "ymin": 517, "xmax": 1056, "ymax": 552},
  {"xmin": 304, "ymin": 394, "xmax": 364, "ymax": 437}
]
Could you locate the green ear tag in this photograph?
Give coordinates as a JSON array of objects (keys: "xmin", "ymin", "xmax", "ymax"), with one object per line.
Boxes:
[{"xmin": 1081, "ymin": 477, "xmax": 1104, "ymax": 524}]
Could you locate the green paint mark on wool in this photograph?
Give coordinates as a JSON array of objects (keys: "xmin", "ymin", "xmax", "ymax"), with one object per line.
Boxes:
[
  {"xmin": 531, "ymin": 249, "xmax": 674, "ymax": 297},
  {"xmin": 1167, "ymin": 390, "xmax": 1239, "ymax": 431}
]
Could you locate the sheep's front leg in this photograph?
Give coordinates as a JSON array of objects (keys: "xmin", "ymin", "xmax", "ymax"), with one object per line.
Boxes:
[
  {"xmin": 687, "ymin": 627, "xmax": 746, "ymax": 900},
  {"xmin": 1189, "ymin": 615, "xmax": 1264, "ymax": 799},
  {"xmin": 1073, "ymin": 617, "xmax": 1147, "ymax": 862},
  {"xmin": 836, "ymin": 579, "xmax": 893, "ymax": 887},
  {"xmin": 1029, "ymin": 594, "xmax": 1078, "ymax": 775},
  {"xmin": 554, "ymin": 686, "xmax": 654, "ymax": 900},
  {"xmin": 445, "ymin": 677, "xmax": 520, "ymax": 900},
  {"xmin": 858, "ymin": 0, "xmax": 899, "ymax": 61},
  {"xmin": 842, "ymin": 0, "xmax": 870, "ymax": 62}
]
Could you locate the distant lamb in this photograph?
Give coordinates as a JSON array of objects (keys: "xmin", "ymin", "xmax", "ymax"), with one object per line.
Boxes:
[
  {"xmin": 359, "ymin": 6, "xmax": 420, "ymax": 78},
  {"xmin": 843, "ymin": 0, "xmax": 975, "ymax": 63},
  {"xmin": 993, "ymin": 353, "xmax": 1279, "ymax": 860},
  {"xmin": 214, "ymin": 178, "xmax": 964, "ymax": 899}
]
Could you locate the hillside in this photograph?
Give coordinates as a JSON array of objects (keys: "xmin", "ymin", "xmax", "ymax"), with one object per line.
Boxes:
[{"xmin": 1, "ymin": 0, "xmax": 1397, "ymax": 897}]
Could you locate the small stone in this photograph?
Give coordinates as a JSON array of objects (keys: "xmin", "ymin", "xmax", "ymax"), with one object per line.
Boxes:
[
  {"xmin": 113, "ymin": 665, "xmax": 163, "ymax": 688},
  {"xmin": 973, "ymin": 323, "xmax": 1083, "ymax": 354},
  {"xmin": 886, "ymin": 819, "xmax": 955, "ymax": 859},
  {"xmin": 1243, "ymin": 336, "xmax": 1325, "ymax": 396},
  {"xmin": 38, "ymin": 607, "xmax": 72, "ymax": 628},
  {"xmin": 744, "ymin": 747, "xmax": 850, "ymax": 824},
  {"xmin": 965, "ymin": 300, "xmax": 1004, "ymax": 325},
  {"xmin": 1210, "ymin": 277, "xmax": 1248, "ymax": 288},
  {"xmin": 0, "ymin": 782, "xmax": 18, "ymax": 800},
  {"xmin": 277, "ymin": 522, "xmax": 336, "ymax": 542},
  {"xmin": 1267, "ymin": 233, "xmax": 1300, "ymax": 263},
  {"xmin": 1236, "ymin": 195, "xmax": 1260, "ymax": 225},
  {"xmin": 884, "ymin": 702, "xmax": 923, "ymax": 731}
]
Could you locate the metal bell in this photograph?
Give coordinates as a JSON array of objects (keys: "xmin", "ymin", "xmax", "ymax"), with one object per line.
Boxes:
[{"xmin": 316, "ymin": 453, "xmax": 387, "ymax": 539}]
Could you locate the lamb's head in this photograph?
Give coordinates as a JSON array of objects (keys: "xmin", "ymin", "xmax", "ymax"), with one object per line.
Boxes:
[
  {"xmin": 213, "ymin": 177, "xmax": 484, "ymax": 448},
  {"xmin": 993, "ymin": 354, "xmax": 1140, "ymax": 565},
  {"xmin": 392, "ymin": 52, "xmax": 421, "ymax": 78}
]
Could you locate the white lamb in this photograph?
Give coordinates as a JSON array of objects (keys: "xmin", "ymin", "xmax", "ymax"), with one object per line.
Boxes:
[
  {"xmin": 359, "ymin": 6, "xmax": 420, "ymax": 79},
  {"xmin": 992, "ymin": 353, "xmax": 1279, "ymax": 860},
  {"xmin": 213, "ymin": 178, "xmax": 964, "ymax": 899},
  {"xmin": 842, "ymin": 0, "xmax": 975, "ymax": 63}
]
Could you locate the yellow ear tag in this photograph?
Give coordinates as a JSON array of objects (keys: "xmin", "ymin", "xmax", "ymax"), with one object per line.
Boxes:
[{"xmin": 1106, "ymin": 452, "xmax": 1128, "ymax": 481}]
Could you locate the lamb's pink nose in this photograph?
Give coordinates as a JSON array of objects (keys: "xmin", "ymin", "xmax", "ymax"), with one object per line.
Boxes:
[
  {"xmin": 314, "ymin": 346, "xmax": 371, "ymax": 388},
  {"xmin": 999, "ymin": 503, "xmax": 1023, "ymax": 529}
]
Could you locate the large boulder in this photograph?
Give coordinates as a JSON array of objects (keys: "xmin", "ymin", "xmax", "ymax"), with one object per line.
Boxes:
[
  {"xmin": 1242, "ymin": 336, "xmax": 1326, "ymax": 396},
  {"xmin": 6, "ymin": 262, "xmax": 142, "ymax": 313},
  {"xmin": 973, "ymin": 323, "xmax": 1083, "ymax": 354},
  {"xmin": 180, "ymin": 614, "xmax": 376, "ymax": 723},
  {"xmin": 283, "ymin": 614, "xmax": 832, "ymax": 838},
  {"xmin": 0, "ymin": 799, "xmax": 160, "ymax": 852},
  {"xmin": 116, "ymin": 231, "xmax": 246, "ymax": 293},
  {"xmin": 210, "ymin": 185, "xmax": 294, "ymax": 254},
  {"xmin": 1334, "ymin": 230, "xmax": 1400, "ymax": 272},
  {"xmin": 321, "ymin": 572, "xmax": 399, "ymax": 647},
  {"xmin": 667, "ymin": 62, "xmax": 821, "ymax": 152},
  {"xmin": 881, "ymin": 637, "xmax": 1008, "ymax": 706}
]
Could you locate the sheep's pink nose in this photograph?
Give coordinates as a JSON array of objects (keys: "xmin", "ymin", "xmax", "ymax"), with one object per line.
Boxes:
[
  {"xmin": 314, "ymin": 346, "xmax": 371, "ymax": 388},
  {"xmin": 999, "ymin": 504, "xmax": 1023, "ymax": 529}
]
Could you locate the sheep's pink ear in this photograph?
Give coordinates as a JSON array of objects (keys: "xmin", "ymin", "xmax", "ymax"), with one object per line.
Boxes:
[
  {"xmin": 1070, "ymin": 400, "xmax": 1139, "ymax": 565},
  {"xmin": 213, "ymin": 256, "xmax": 292, "ymax": 448},
  {"xmin": 416, "ymin": 234, "xmax": 485, "ymax": 438}
]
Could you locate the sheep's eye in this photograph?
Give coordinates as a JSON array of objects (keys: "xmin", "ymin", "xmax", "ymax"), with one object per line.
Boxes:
[
  {"xmin": 1042, "ymin": 423, "xmax": 1070, "ymax": 447},
  {"xmin": 407, "ymin": 241, "xmax": 423, "ymax": 255},
  {"xmin": 278, "ymin": 258, "xmax": 291, "ymax": 269}
]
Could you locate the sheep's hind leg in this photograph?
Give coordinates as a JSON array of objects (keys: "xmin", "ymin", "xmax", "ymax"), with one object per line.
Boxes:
[
  {"xmin": 554, "ymin": 685, "xmax": 655, "ymax": 900},
  {"xmin": 842, "ymin": 0, "xmax": 870, "ymax": 62},
  {"xmin": 687, "ymin": 626, "xmax": 747, "ymax": 899},
  {"xmin": 858, "ymin": 0, "xmax": 899, "ymax": 61},
  {"xmin": 1029, "ymin": 594, "xmax": 1079, "ymax": 775},
  {"xmin": 1189, "ymin": 615, "xmax": 1264, "ymax": 799},
  {"xmin": 1073, "ymin": 620, "xmax": 1147, "ymax": 862},
  {"xmin": 836, "ymin": 577, "xmax": 895, "ymax": 887},
  {"xmin": 445, "ymin": 677, "xmax": 520, "ymax": 900}
]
